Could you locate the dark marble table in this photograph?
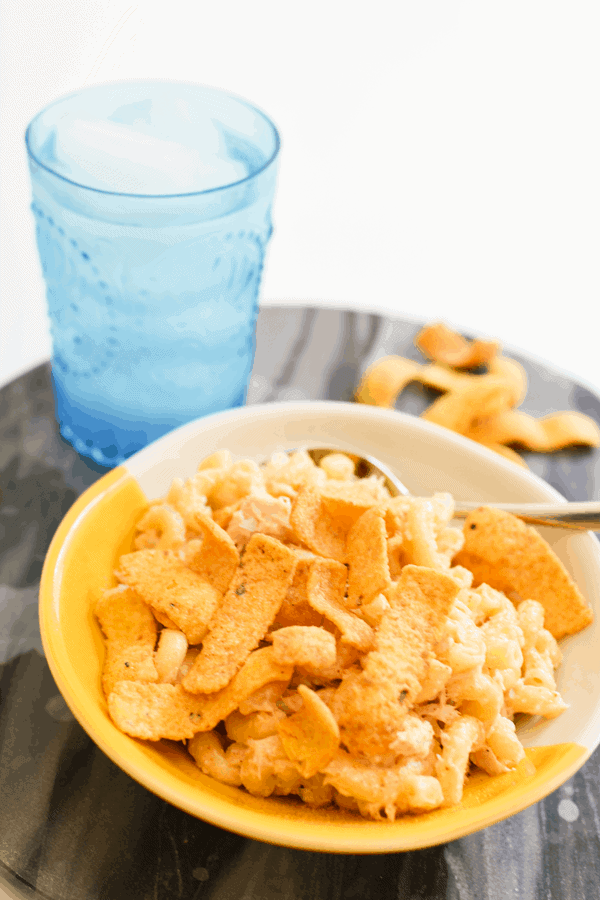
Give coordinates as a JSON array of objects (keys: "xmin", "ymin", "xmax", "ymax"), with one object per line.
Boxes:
[{"xmin": 1, "ymin": 305, "xmax": 599, "ymax": 900}]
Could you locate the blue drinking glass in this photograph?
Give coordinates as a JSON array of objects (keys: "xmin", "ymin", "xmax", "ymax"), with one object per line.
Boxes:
[{"xmin": 25, "ymin": 81, "xmax": 280, "ymax": 466}]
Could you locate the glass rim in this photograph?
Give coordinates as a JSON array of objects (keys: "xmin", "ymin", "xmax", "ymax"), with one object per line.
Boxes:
[{"xmin": 25, "ymin": 79, "xmax": 281, "ymax": 200}]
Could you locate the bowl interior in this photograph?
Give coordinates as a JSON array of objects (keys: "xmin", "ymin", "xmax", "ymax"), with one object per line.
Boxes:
[{"xmin": 40, "ymin": 401, "xmax": 600, "ymax": 852}]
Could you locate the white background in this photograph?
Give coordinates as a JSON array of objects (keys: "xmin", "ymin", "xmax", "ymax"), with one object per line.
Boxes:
[{"xmin": 2, "ymin": 0, "xmax": 600, "ymax": 391}]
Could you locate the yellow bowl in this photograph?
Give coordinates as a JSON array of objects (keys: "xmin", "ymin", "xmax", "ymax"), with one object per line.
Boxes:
[{"xmin": 39, "ymin": 401, "xmax": 600, "ymax": 852}]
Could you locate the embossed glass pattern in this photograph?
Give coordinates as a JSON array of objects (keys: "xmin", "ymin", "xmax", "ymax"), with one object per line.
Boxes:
[{"xmin": 26, "ymin": 82, "xmax": 279, "ymax": 466}]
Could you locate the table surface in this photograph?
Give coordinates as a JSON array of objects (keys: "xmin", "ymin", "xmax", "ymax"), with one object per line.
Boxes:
[{"xmin": 1, "ymin": 305, "xmax": 599, "ymax": 900}]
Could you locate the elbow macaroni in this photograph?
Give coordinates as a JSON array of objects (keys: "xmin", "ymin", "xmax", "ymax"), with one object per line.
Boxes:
[{"xmin": 98, "ymin": 449, "xmax": 582, "ymax": 822}]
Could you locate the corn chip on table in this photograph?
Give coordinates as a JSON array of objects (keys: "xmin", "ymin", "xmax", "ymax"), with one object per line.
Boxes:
[{"xmin": 1, "ymin": 305, "xmax": 599, "ymax": 900}]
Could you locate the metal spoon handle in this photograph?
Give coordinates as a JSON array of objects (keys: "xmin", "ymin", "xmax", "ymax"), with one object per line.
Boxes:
[
  {"xmin": 292, "ymin": 448, "xmax": 600, "ymax": 532},
  {"xmin": 453, "ymin": 500, "xmax": 600, "ymax": 531}
]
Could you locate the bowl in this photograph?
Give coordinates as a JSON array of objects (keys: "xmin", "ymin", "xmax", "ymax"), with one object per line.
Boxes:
[{"xmin": 39, "ymin": 400, "xmax": 600, "ymax": 853}]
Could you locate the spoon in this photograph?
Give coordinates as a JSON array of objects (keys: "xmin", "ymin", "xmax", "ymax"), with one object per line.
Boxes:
[{"xmin": 302, "ymin": 448, "xmax": 600, "ymax": 532}]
